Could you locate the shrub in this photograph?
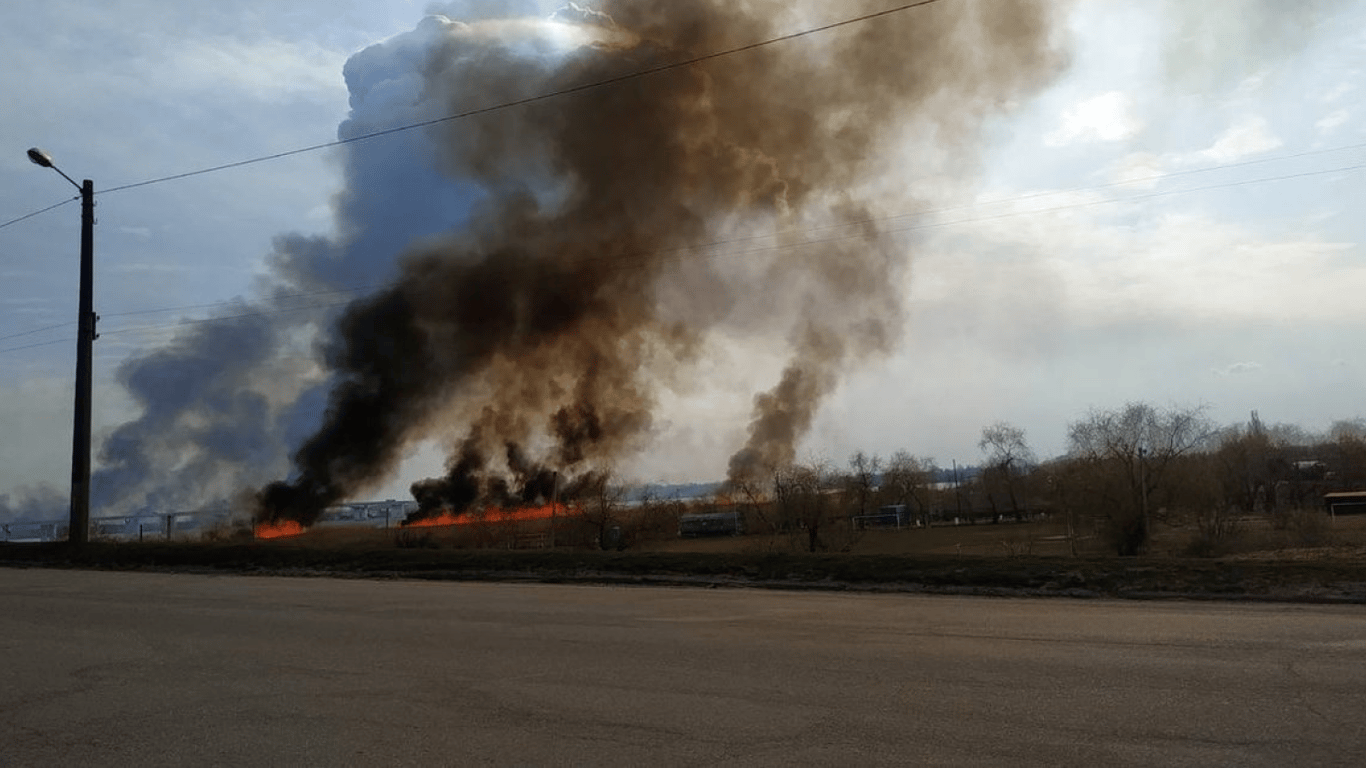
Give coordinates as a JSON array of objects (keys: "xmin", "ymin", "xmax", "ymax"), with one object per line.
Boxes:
[
  {"xmin": 1284, "ymin": 509, "xmax": 1332, "ymax": 548},
  {"xmin": 394, "ymin": 528, "xmax": 439, "ymax": 549},
  {"xmin": 1183, "ymin": 506, "xmax": 1241, "ymax": 557}
]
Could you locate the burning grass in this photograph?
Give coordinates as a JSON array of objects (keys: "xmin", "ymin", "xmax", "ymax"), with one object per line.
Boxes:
[
  {"xmin": 254, "ymin": 520, "xmax": 306, "ymax": 540},
  {"xmin": 405, "ymin": 503, "xmax": 567, "ymax": 528}
]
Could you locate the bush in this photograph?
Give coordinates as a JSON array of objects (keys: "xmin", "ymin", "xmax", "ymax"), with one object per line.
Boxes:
[
  {"xmin": 1284, "ymin": 510, "xmax": 1332, "ymax": 548},
  {"xmin": 1184, "ymin": 507, "xmax": 1241, "ymax": 557},
  {"xmin": 1104, "ymin": 511, "xmax": 1147, "ymax": 557},
  {"xmin": 1269, "ymin": 507, "xmax": 1294, "ymax": 531},
  {"xmin": 394, "ymin": 528, "xmax": 439, "ymax": 549}
]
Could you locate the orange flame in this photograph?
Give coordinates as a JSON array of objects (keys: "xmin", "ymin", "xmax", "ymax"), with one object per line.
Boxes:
[
  {"xmin": 406, "ymin": 503, "xmax": 568, "ymax": 528},
  {"xmin": 255, "ymin": 520, "xmax": 306, "ymax": 539}
]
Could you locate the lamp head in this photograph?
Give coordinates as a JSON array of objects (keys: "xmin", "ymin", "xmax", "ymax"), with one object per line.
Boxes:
[{"xmin": 26, "ymin": 148, "xmax": 54, "ymax": 168}]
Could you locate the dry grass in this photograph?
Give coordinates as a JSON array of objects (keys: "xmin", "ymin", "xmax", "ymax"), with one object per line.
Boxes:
[
  {"xmin": 5, "ymin": 511, "xmax": 1364, "ymax": 603},
  {"xmin": 232, "ymin": 510, "xmax": 1366, "ymax": 561}
]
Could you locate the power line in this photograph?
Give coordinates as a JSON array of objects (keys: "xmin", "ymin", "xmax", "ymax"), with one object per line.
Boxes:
[
  {"xmin": 912, "ymin": 160, "xmax": 1366, "ymax": 233},
  {"xmin": 105, "ymin": 299, "xmax": 357, "ymax": 339},
  {"xmin": 0, "ymin": 337, "xmax": 70, "ymax": 354},
  {"xmin": 10, "ymin": 137, "xmax": 1358, "ymax": 339},
  {"xmin": 0, "ymin": 0, "xmax": 1354, "ymax": 233},
  {"xmin": 630, "ymin": 143, "xmax": 1366, "ymax": 263},
  {"xmin": 101, "ymin": 284, "xmax": 375, "ymax": 319},
  {"xmin": 0, "ymin": 284, "xmax": 382, "ymax": 347},
  {"xmin": 0, "ymin": 320, "xmax": 74, "ymax": 344},
  {"xmin": 98, "ymin": 1, "xmax": 946, "ymax": 195},
  {"xmin": 2, "ymin": 147, "xmax": 1363, "ymax": 352},
  {"xmin": 0, "ymin": 197, "xmax": 77, "ymax": 231},
  {"xmin": 0, "ymin": 2, "xmax": 946, "ymax": 231},
  {"xmin": 1, "ymin": 0, "xmax": 1361, "ymax": 352},
  {"xmin": 669, "ymin": 159, "xmax": 1366, "ymax": 264},
  {"xmin": 0, "ymin": 300, "xmax": 359, "ymax": 356},
  {"xmin": 3, "ymin": 153, "xmax": 1360, "ymax": 357}
]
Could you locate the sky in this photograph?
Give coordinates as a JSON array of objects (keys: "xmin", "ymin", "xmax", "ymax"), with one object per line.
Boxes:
[{"xmin": 1, "ymin": 0, "xmax": 1364, "ymax": 517}]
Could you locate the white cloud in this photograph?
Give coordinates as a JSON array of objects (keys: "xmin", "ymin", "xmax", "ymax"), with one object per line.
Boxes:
[
  {"xmin": 1214, "ymin": 362, "xmax": 1264, "ymax": 376},
  {"xmin": 1099, "ymin": 117, "xmax": 1288, "ymax": 186},
  {"xmin": 1192, "ymin": 115, "xmax": 1282, "ymax": 163},
  {"xmin": 1320, "ymin": 81, "xmax": 1357, "ymax": 103},
  {"xmin": 1103, "ymin": 152, "xmax": 1167, "ymax": 188},
  {"xmin": 1316, "ymin": 109, "xmax": 1350, "ymax": 133},
  {"xmin": 944, "ymin": 194, "xmax": 1362, "ymax": 329},
  {"xmin": 1044, "ymin": 91, "xmax": 1142, "ymax": 146},
  {"xmin": 140, "ymin": 36, "xmax": 347, "ymax": 103}
]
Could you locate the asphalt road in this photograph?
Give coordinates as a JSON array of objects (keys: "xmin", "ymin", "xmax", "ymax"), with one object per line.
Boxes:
[{"xmin": 1, "ymin": 569, "xmax": 1363, "ymax": 767}]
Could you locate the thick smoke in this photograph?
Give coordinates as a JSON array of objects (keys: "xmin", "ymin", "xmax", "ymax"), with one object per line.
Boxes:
[
  {"xmin": 32, "ymin": 1, "xmax": 1068, "ymax": 525},
  {"xmin": 82, "ymin": 18, "xmax": 484, "ymax": 518},
  {"xmin": 258, "ymin": 0, "xmax": 1068, "ymax": 525},
  {"xmin": 23, "ymin": 0, "xmax": 1352, "ymax": 530}
]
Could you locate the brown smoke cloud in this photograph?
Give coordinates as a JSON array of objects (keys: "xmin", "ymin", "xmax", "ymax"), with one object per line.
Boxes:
[{"xmin": 259, "ymin": 0, "xmax": 1068, "ymax": 525}]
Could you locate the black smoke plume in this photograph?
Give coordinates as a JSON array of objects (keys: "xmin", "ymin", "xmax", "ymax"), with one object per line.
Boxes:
[{"xmin": 256, "ymin": 0, "xmax": 1067, "ymax": 525}]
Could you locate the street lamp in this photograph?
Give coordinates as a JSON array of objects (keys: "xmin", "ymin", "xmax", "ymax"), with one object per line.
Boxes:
[{"xmin": 27, "ymin": 148, "xmax": 96, "ymax": 546}]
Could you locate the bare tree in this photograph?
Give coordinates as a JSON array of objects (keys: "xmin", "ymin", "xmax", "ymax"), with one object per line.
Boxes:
[
  {"xmin": 882, "ymin": 450, "xmax": 935, "ymax": 524},
  {"xmin": 1066, "ymin": 402, "xmax": 1216, "ymax": 555},
  {"xmin": 1213, "ymin": 411, "xmax": 1284, "ymax": 515},
  {"xmin": 1327, "ymin": 419, "xmax": 1366, "ymax": 490},
  {"xmin": 628, "ymin": 486, "xmax": 680, "ymax": 544},
  {"xmin": 773, "ymin": 460, "xmax": 840, "ymax": 553},
  {"xmin": 1037, "ymin": 457, "xmax": 1097, "ymax": 556},
  {"xmin": 570, "ymin": 471, "xmax": 625, "ymax": 550},
  {"xmin": 845, "ymin": 451, "xmax": 881, "ymax": 520},
  {"xmin": 727, "ymin": 474, "xmax": 778, "ymax": 536},
  {"xmin": 1329, "ymin": 418, "xmax": 1366, "ymax": 442},
  {"xmin": 978, "ymin": 422, "xmax": 1035, "ymax": 522}
]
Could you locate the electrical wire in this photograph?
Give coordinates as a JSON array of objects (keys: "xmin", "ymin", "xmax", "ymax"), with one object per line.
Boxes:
[
  {"xmin": 97, "ymin": 1, "xmax": 947, "ymax": 196},
  {"xmin": 0, "ymin": 320, "xmax": 76, "ymax": 344},
  {"xmin": 2, "ymin": 153, "xmax": 1360, "ymax": 357},
  {"xmin": 1, "ymin": 0, "xmax": 1361, "ymax": 353},
  {"xmin": 5, "ymin": 139, "xmax": 1361, "ymax": 346},
  {"xmin": 0, "ymin": 197, "xmax": 77, "ymax": 231},
  {"xmin": 100, "ymin": 284, "xmax": 376, "ymax": 320},
  {"xmin": 106, "ymin": 299, "xmax": 357, "ymax": 338},
  {"xmin": 1, "ymin": 3, "xmax": 946, "ymax": 232},
  {"xmin": 0, "ymin": 337, "xmax": 70, "ymax": 354}
]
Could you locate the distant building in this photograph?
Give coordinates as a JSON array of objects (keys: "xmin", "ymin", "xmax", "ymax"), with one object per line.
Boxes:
[
  {"xmin": 678, "ymin": 509, "xmax": 745, "ymax": 537},
  {"xmin": 852, "ymin": 505, "xmax": 912, "ymax": 530},
  {"xmin": 1323, "ymin": 491, "xmax": 1366, "ymax": 516}
]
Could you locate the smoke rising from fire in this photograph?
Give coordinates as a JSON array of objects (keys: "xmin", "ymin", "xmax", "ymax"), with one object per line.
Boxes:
[
  {"xmin": 0, "ymin": 2, "xmax": 1069, "ymax": 526},
  {"xmin": 257, "ymin": 0, "xmax": 1067, "ymax": 525}
]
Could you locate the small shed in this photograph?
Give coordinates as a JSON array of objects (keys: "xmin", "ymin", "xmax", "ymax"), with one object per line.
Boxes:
[{"xmin": 1323, "ymin": 491, "xmax": 1366, "ymax": 516}]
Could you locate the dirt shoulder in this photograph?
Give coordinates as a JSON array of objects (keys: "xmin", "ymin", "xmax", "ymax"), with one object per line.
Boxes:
[{"xmin": 3, "ymin": 542, "xmax": 1365, "ymax": 603}]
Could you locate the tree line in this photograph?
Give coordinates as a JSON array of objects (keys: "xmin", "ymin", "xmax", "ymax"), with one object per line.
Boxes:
[
  {"xmin": 714, "ymin": 404, "xmax": 1366, "ymax": 556},
  {"xmin": 454, "ymin": 402, "xmax": 1365, "ymax": 556}
]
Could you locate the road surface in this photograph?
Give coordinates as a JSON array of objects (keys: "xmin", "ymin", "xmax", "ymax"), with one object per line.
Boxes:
[{"xmin": 1, "ymin": 568, "xmax": 1363, "ymax": 766}]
